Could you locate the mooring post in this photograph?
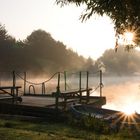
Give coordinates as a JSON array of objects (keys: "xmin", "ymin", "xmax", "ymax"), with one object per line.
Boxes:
[
  {"xmin": 86, "ymin": 71, "xmax": 89, "ymax": 103},
  {"xmin": 64, "ymin": 71, "xmax": 67, "ymax": 91},
  {"xmin": 42, "ymin": 82, "xmax": 45, "ymax": 95},
  {"xmin": 12, "ymin": 71, "xmax": 16, "ymax": 88},
  {"xmin": 99, "ymin": 70, "xmax": 103, "ymax": 97},
  {"xmin": 55, "ymin": 72, "xmax": 60, "ymax": 109},
  {"xmin": 79, "ymin": 71, "xmax": 82, "ymax": 103},
  {"xmin": 12, "ymin": 71, "xmax": 16, "ymax": 103},
  {"xmin": 23, "ymin": 72, "xmax": 26, "ymax": 95}
]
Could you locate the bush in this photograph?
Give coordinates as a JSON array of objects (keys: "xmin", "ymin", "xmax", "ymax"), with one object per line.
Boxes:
[{"xmin": 68, "ymin": 113, "xmax": 110, "ymax": 134}]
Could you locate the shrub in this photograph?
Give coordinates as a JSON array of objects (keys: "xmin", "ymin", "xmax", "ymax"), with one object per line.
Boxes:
[{"xmin": 68, "ymin": 113, "xmax": 110, "ymax": 134}]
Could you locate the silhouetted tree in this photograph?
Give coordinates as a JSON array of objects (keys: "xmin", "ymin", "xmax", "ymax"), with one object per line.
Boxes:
[
  {"xmin": 0, "ymin": 24, "xmax": 17, "ymax": 71},
  {"xmin": 56, "ymin": 0, "xmax": 140, "ymax": 47},
  {"xmin": 97, "ymin": 47, "xmax": 140, "ymax": 75},
  {"xmin": 24, "ymin": 29, "xmax": 87, "ymax": 73},
  {"xmin": 0, "ymin": 25, "xmax": 93, "ymax": 74}
]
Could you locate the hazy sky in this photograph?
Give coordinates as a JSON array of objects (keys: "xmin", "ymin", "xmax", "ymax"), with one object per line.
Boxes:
[{"xmin": 0, "ymin": 0, "xmax": 116, "ymax": 59}]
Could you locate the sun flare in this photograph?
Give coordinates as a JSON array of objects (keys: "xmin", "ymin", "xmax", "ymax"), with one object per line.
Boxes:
[
  {"xmin": 122, "ymin": 105, "xmax": 136, "ymax": 116},
  {"xmin": 118, "ymin": 31, "xmax": 135, "ymax": 46},
  {"xmin": 124, "ymin": 32, "xmax": 134, "ymax": 45}
]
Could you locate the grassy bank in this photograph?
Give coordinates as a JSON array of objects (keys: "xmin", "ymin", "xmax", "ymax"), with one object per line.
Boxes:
[{"xmin": 0, "ymin": 115, "xmax": 139, "ymax": 140}]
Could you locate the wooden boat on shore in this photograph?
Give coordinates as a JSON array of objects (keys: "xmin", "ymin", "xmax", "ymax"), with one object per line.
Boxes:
[
  {"xmin": 70, "ymin": 104, "xmax": 118, "ymax": 119},
  {"xmin": 69, "ymin": 104, "xmax": 140, "ymax": 124}
]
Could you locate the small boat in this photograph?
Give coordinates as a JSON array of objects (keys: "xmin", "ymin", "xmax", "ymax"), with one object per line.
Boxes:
[
  {"xmin": 70, "ymin": 104, "xmax": 118, "ymax": 117},
  {"xmin": 69, "ymin": 104, "xmax": 140, "ymax": 124}
]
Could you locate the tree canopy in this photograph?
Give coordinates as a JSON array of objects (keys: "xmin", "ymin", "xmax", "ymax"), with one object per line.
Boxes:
[
  {"xmin": 1, "ymin": 24, "xmax": 140, "ymax": 75},
  {"xmin": 56, "ymin": 0, "xmax": 140, "ymax": 47},
  {"xmin": 97, "ymin": 47, "xmax": 140, "ymax": 75},
  {"xmin": 0, "ymin": 24, "xmax": 91, "ymax": 74}
]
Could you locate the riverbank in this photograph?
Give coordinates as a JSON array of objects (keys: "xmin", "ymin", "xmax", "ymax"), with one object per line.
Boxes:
[{"xmin": 0, "ymin": 115, "xmax": 139, "ymax": 140}]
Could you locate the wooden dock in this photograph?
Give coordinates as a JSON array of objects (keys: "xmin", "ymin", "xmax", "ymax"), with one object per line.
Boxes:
[{"xmin": 0, "ymin": 70, "xmax": 106, "ymax": 117}]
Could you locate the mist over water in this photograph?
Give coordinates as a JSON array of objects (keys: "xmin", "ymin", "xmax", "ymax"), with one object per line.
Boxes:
[
  {"xmin": 59, "ymin": 75, "xmax": 140, "ymax": 113},
  {"xmin": 102, "ymin": 76, "xmax": 140, "ymax": 113},
  {"xmin": 1, "ymin": 73, "xmax": 140, "ymax": 113}
]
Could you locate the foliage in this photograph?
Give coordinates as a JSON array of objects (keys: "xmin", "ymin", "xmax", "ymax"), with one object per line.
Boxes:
[
  {"xmin": 0, "ymin": 117, "xmax": 103, "ymax": 140},
  {"xmin": 0, "ymin": 24, "xmax": 92, "ymax": 74},
  {"xmin": 68, "ymin": 113, "xmax": 110, "ymax": 134},
  {"xmin": 24, "ymin": 29, "xmax": 89, "ymax": 73},
  {"xmin": 1, "ymin": 23, "xmax": 140, "ymax": 76},
  {"xmin": 96, "ymin": 47, "xmax": 140, "ymax": 75},
  {"xmin": 56, "ymin": 0, "xmax": 140, "ymax": 47},
  {"xmin": 0, "ymin": 116, "xmax": 140, "ymax": 140}
]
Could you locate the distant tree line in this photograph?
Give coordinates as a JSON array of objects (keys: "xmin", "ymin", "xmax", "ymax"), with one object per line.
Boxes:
[
  {"xmin": 1, "ymin": 24, "xmax": 140, "ymax": 76},
  {"xmin": 95, "ymin": 47, "xmax": 140, "ymax": 76},
  {"xmin": 0, "ymin": 24, "xmax": 93, "ymax": 75}
]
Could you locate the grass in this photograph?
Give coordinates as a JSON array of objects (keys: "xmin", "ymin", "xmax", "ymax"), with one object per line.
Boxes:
[{"xmin": 0, "ymin": 115, "xmax": 139, "ymax": 140}]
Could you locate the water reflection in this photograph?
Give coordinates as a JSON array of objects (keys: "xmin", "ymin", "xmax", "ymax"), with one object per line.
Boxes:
[
  {"xmin": 0, "ymin": 75, "xmax": 140, "ymax": 113},
  {"xmin": 102, "ymin": 76, "xmax": 140, "ymax": 113}
]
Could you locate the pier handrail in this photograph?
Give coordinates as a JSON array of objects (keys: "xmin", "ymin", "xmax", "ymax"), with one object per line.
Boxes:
[
  {"xmin": 13, "ymin": 70, "xmax": 103, "ymax": 97},
  {"xmin": 15, "ymin": 72, "xmax": 59, "ymax": 85}
]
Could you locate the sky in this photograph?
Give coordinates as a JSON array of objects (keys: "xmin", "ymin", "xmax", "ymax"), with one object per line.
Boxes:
[{"xmin": 0, "ymin": 0, "xmax": 116, "ymax": 60}]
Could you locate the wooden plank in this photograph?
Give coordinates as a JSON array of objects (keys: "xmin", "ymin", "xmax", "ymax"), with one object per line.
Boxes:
[
  {"xmin": 0, "ymin": 86, "xmax": 22, "ymax": 103},
  {"xmin": 60, "ymin": 95, "xmax": 106, "ymax": 100},
  {"xmin": 24, "ymin": 93, "xmax": 53, "ymax": 97},
  {"xmin": 0, "ymin": 86, "xmax": 21, "ymax": 90},
  {"xmin": 60, "ymin": 88, "xmax": 92, "ymax": 95}
]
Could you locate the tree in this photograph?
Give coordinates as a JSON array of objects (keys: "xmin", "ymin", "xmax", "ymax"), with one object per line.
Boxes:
[
  {"xmin": 97, "ymin": 47, "xmax": 140, "ymax": 75},
  {"xmin": 0, "ymin": 24, "xmax": 16, "ymax": 48},
  {"xmin": 24, "ymin": 29, "xmax": 87, "ymax": 73},
  {"xmin": 56, "ymin": 0, "xmax": 140, "ymax": 47}
]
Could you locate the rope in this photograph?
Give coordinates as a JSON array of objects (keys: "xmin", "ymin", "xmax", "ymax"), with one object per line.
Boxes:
[
  {"xmin": 15, "ymin": 72, "xmax": 59, "ymax": 85},
  {"xmin": 15, "ymin": 71, "xmax": 102, "ymax": 93},
  {"xmin": 89, "ymin": 85, "xmax": 100, "ymax": 94}
]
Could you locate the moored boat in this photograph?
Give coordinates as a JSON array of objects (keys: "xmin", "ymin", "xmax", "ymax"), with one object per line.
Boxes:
[{"xmin": 69, "ymin": 104, "xmax": 140, "ymax": 124}]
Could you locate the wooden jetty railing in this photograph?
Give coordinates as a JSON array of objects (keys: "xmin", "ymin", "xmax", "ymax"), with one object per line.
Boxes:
[
  {"xmin": 54, "ymin": 88, "xmax": 93, "ymax": 109},
  {"xmin": 0, "ymin": 70, "xmax": 105, "ymax": 109},
  {"xmin": 0, "ymin": 86, "xmax": 22, "ymax": 103},
  {"xmin": 0, "ymin": 71, "xmax": 22, "ymax": 103},
  {"xmin": 54, "ymin": 70, "xmax": 104, "ymax": 109}
]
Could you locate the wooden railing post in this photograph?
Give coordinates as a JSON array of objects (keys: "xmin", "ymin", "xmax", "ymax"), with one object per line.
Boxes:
[
  {"xmin": 42, "ymin": 82, "xmax": 45, "ymax": 95},
  {"xmin": 55, "ymin": 72, "xmax": 60, "ymax": 109},
  {"xmin": 23, "ymin": 72, "xmax": 26, "ymax": 95},
  {"xmin": 79, "ymin": 71, "xmax": 82, "ymax": 103},
  {"xmin": 12, "ymin": 71, "xmax": 16, "ymax": 88},
  {"xmin": 64, "ymin": 71, "xmax": 67, "ymax": 91},
  {"xmin": 12, "ymin": 71, "xmax": 16, "ymax": 103},
  {"xmin": 99, "ymin": 70, "xmax": 103, "ymax": 97},
  {"xmin": 86, "ymin": 71, "xmax": 89, "ymax": 103}
]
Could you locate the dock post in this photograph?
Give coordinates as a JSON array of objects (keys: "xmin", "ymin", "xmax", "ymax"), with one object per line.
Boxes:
[
  {"xmin": 12, "ymin": 71, "xmax": 16, "ymax": 88},
  {"xmin": 64, "ymin": 71, "xmax": 67, "ymax": 91},
  {"xmin": 12, "ymin": 71, "xmax": 16, "ymax": 103},
  {"xmin": 23, "ymin": 72, "xmax": 26, "ymax": 95},
  {"xmin": 55, "ymin": 72, "xmax": 60, "ymax": 109},
  {"xmin": 99, "ymin": 70, "xmax": 103, "ymax": 97},
  {"xmin": 42, "ymin": 82, "xmax": 45, "ymax": 95},
  {"xmin": 86, "ymin": 71, "xmax": 89, "ymax": 103},
  {"xmin": 79, "ymin": 71, "xmax": 82, "ymax": 103}
]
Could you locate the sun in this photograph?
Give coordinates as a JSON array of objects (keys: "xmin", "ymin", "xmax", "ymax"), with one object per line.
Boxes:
[{"xmin": 122, "ymin": 106, "xmax": 136, "ymax": 116}]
